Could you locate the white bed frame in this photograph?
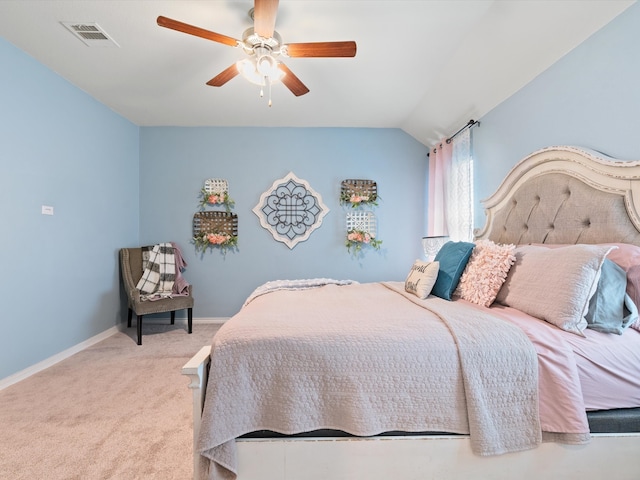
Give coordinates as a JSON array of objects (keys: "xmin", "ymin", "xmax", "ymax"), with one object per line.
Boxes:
[{"xmin": 183, "ymin": 146, "xmax": 640, "ymax": 479}]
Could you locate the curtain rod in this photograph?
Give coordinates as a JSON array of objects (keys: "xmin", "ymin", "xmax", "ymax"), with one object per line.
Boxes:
[
  {"xmin": 446, "ymin": 119, "xmax": 479, "ymax": 144},
  {"xmin": 428, "ymin": 119, "xmax": 480, "ymax": 156}
]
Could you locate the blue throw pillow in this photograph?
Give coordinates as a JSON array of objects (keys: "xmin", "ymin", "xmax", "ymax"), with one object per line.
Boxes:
[
  {"xmin": 586, "ymin": 258, "xmax": 638, "ymax": 334},
  {"xmin": 431, "ymin": 241, "xmax": 476, "ymax": 301}
]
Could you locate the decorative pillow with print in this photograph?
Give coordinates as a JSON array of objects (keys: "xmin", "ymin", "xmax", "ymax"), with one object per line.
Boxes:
[
  {"xmin": 455, "ymin": 239, "xmax": 516, "ymax": 307},
  {"xmin": 405, "ymin": 260, "xmax": 440, "ymax": 299}
]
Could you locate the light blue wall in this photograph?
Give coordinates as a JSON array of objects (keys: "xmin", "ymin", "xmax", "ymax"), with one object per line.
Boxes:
[
  {"xmin": 473, "ymin": 2, "xmax": 640, "ymax": 228},
  {"xmin": 5, "ymin": 0, "xmax": 636, "ymax": 380},
  {"xmin": 0, "ymin": 37, "xmax": 140, "ymax": 379},
  {"xmin": 0, "ymin": 33, "xmax": 427, "ymax": 380},
  {"xmin": 139, "ymin": 127, "xmax": 428, "ymax": 317}
]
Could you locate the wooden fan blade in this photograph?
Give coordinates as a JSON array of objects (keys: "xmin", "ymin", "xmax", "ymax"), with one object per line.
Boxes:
[
  {"xmin": 278, "ymin": 63, "xmax": 309, "ymax": 96},
  {"xmin": 206, "ymin": 64, "xmax": 240, "ymax": 87},
  {"xmin": 285, "ymin": 41, "xmax": 357, "ymax": 58},
  {"xmin": 157, "ymin": 16, "xmax": 239, "ymax": 47},
  {"xmin": 253, "ymin": 0, "xmax": 279, "ymax": 38}
]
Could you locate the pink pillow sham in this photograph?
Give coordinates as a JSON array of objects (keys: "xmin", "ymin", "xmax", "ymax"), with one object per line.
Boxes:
[
  {"xmin": 530, "ymin": 242, "xmax": 640, "ymax": 332},
  {"xmin": 496, "ymin": 244, "xmax": 614, "ymax": 336}
]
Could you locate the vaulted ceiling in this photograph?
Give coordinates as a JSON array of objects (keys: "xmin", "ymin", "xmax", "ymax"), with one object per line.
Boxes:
[{"xmin": 0, "ymin": 1, "xmax": 634, "ymax": 146}]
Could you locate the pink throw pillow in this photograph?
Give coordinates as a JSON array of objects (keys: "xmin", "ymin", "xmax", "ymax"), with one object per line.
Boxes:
[{"xmin": 455, "ymin": 240, "xmax": 516, "ymax": 307}]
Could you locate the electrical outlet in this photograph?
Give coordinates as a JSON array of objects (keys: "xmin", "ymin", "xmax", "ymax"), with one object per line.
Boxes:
[{"xmin": 41, "ymin": 205, "xmax": 54, "ymax": 215}]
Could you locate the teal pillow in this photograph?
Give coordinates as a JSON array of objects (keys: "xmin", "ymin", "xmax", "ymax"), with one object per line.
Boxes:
[
  {"xmin": 432, "ymin": 241, "xmax": 475, "ymax": 300},
  {"xmin": 586, "ymin": 259, "xmax": 638, "ymax": 334}
]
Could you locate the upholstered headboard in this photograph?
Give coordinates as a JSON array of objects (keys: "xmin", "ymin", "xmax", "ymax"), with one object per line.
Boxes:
[{"xmin": 475, "ymin": 146, "xmax": 640, "ymax": 247}]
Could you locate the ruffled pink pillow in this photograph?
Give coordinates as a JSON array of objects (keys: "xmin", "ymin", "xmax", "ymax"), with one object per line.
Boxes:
[{"xmin": 455, "ymin": 240, "xmax": 516, "ymax": 307}]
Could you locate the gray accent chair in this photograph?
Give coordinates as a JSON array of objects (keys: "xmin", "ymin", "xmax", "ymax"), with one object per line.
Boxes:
[{"xmin": 119, "ymin": 247, "xmax": 194, "ymax": 345}]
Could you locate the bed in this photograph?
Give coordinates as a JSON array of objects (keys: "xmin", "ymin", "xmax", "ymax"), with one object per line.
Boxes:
[{"xmin": 183, "ymin": 146, "xmax": 640, "ymax": 480}]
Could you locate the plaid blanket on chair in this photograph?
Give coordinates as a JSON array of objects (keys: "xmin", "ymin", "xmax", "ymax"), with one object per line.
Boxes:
[{"xmin": 136, "ymin": 243, "xmax": 176, "ymax": 301}]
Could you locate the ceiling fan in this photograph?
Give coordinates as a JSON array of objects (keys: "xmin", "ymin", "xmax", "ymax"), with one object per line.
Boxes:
[{"xmin": 157, "ymin": 0, "xmax": 357, "ymax": 105}]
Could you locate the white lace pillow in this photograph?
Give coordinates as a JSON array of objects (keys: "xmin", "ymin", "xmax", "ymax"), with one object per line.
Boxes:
[
  {"xmin": 405, "ymin": 260, "xmax": 440, "ymax": 299},
  {"xmin": 454, "ymin": 240, "xmax": 516, "ymax": 307}
]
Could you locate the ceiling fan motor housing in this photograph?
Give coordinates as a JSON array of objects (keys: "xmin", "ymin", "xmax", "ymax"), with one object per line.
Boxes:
[{"xmin": 242, "ymin": 28, "xmax": 282, "ymax": 56}]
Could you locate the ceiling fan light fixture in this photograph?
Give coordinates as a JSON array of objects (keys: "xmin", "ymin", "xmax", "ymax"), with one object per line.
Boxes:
[
  {"xmin": 237, "ymin": 58, "xmax": 264, "ymax": 86},
  {"xmin": 257, "ymin": 54, "xmax": 275, "ymax": 76},
  {"xmin": 237, "ymin": 55, "xmax": 284, "ymax": 87}
]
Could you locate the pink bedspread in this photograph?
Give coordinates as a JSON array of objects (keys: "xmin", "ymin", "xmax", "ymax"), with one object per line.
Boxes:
[
  {"xmin": 482, "ymin": 304, "xmax": 640, "ymax": 411},
  {"xmin": 477, "ymin": 303, "xmax": 591, "ymax": 436},
  {"xmin": 546, "ymin": 313, "xmax": 640, "ymax": 411}
]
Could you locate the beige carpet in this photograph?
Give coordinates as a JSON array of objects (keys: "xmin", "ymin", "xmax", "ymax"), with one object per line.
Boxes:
[{"xmin": 0, "ymin": 323, "xmax": 220, "ymax": 480}]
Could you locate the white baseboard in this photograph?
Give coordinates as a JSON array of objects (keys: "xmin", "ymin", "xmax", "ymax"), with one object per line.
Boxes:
[
  {"xmin": 0, "ymin": 325, "xmax": 119, "ymax": 391},
  {"xmin": 0, "ymin": 317, "xmax": 228, "ymax": 391},
  {"xmin": 194, "ymin": 317, "xmax": 228, "ymax": 325},
  {"xmin": 143, "ymin": 317, "xmax": 229, "ymax": 325}
]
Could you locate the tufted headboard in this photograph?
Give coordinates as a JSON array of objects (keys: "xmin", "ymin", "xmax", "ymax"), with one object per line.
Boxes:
[{"xmin": 475, "ymin": 146, "xmax": 640, "ymax": 247}]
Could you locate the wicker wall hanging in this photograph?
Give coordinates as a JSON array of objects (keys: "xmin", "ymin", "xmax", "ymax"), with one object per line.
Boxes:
[
  {"xmin": 199, "ymin": 178, "xmax": 235, "ymax": 212},
  {"xmin": 340, "ymin": 179, "xmax": 378, "ymax": 208},
  {"xmin": 192, "ymin": 211, "xmax": 238, "ymax": 253},
  {"xmin": 345, "ymin": 211, "xmax": 382, "ymax": 254}
]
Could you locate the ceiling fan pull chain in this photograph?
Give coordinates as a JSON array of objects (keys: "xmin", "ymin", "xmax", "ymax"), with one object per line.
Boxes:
[{"xmin": 268, "ymin": 77, "xmax": 273, "ymax": 107}]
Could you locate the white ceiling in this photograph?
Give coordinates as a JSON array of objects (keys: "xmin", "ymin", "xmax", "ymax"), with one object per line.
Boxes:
[{"xmin": 0, "ymin": 0, "xmax": 634, "ymax": 146}]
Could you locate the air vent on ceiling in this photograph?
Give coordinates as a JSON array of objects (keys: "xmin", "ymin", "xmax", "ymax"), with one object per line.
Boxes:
[{"xmin": 61, "ymin": 22, "xmax": 119, "ymax": 47}]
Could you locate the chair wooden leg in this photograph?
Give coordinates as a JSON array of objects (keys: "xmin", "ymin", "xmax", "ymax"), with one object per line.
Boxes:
[
  {"xmin": 170, "ymin": 311, "xmax": 175, "ymax": 325},
  {"xmin": 127, "ymin": 308, "xmax": 132, "ymax": 328},
  {"xmin": 137, "ymin": 315, "xmax": 143, "ymax": 345},
  {"xmin": 188, "ymin": 308, "xmax": 193, "ymax": 334}
]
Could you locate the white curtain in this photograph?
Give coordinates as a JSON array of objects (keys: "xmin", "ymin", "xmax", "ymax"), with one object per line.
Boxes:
[
  {"xmin": 445, "ymin": 128, "xmax": 474, "ymax": 242},
  {"xmin": 426, "ymin": 141, "xmax": 450, "ymax": 237},
  {"xmin": 426, "ymin": 128, "xmax": 474, "ymax": 242}
]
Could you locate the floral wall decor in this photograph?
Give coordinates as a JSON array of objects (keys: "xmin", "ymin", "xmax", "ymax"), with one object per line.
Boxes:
[
  {"xmin": 192, "ymin": 211, "xmax": 238, "ymax": 254},
  {"xmin": 199, "ymin": 178, "xmax": 235, "ymax": 212},
  {"xmin": 253, "ymin": 172, "xmax": 329, "ymax": 249},
  {"xmin": 345, "ymin": 211, "xmax": 382, "ymax": 254},
  {"xmin": 340, "ymin": 179, "xmax": 378, "ymax": 208},
  {"xmin": 193, "ymin": 178, "xmax": 238, "ymax": 255}
]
